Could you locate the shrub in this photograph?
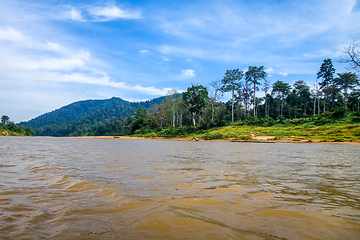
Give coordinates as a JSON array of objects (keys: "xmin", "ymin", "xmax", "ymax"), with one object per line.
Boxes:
[
  {"xmin": 331, "ymin": 107, "xmax": 347, "ymax": 118},
  {"xmin": 202, "ymin": 133, "xmax": 223, "ymax": 140},
  {"xmin": 322, "ymin": 111, "xmax": 333, "ymax": 118}
]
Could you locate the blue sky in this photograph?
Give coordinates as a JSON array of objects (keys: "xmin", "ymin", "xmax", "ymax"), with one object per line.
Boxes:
[{"xmin": 1, "ymin": 0, "xmax": 359, "ymax": 123}]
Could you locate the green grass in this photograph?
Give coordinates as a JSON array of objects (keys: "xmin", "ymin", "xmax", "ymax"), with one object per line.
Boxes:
[
  {"xmin": 132, "ymin": 113, "xmax": 360, "ymax": 143},
  {"xmin": 188, "ymin": 123, "xmax": 360, "ymax": 142}
]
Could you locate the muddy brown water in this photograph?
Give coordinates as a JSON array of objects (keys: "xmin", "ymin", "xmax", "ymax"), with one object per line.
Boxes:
[{"xmin": 0, "ymin": 136, "xmax": 359, "ymax": 239}]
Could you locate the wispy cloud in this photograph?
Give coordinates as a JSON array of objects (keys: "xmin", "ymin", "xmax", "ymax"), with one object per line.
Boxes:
[
  {"xmin": 60, "ymin": 6, "xmax": 85, "ymax": 22},
  {"xmin": 0, "ymin": 26, "xmax": 26, "ymax": 41},
  {"xmin": 178, "ymin": 69, "xmax": 196, "ymax": 79},
  {"xmin": 279, "ymin": 72, "xmax": 288, "ymax": 76},
  {"xmin": 56, "ymin": 4, "xmax": 141, "ymax": 22},
  {"xmin": 265, "ymin": 67, "xmax": 274, "ymax": 73},
  {"xmin": 0, "ymin": 26, "xmax": 173, "ymax": 105},
  {"xmin": 89, "ymin": 5, "xmax": 141, "ymax": 21}
]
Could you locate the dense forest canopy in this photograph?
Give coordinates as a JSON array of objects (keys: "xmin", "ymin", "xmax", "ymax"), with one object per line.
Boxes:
[{"xmin": 20, "ymin": 96, "xmax": 166, "ymax": 136}]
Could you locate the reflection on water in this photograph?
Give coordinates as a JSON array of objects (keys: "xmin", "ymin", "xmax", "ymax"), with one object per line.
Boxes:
[{"xmin": 1, "ymin": 136, "xmax": 360, "ymax": 239}]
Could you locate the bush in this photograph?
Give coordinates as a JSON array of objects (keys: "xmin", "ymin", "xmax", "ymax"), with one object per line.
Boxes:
[
  {"xmin": 331, "ymin": 107, "xmax": 347, "ymax": 118},
  {"xmin": 202, "ymin": 133, "xmax": 223, "ymax": 140},
  {"xmin": 353, "ymin": 129, "xmax": 360, "ymax": 136},
  {"xmin": 322, "ymin": 111, "xmax": 333, "ymax": 118},
  {"xmin": 351, "ymin": 111, "xmax": 360, "ymax": 117}
]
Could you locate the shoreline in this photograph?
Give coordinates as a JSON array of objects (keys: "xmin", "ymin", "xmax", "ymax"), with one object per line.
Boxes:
[{"xmin": 74, "ymin": 135, "xmax": 360, "ymax": 145}]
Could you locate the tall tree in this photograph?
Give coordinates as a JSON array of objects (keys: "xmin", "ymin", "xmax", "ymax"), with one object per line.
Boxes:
[
  {"xmin": 209, "ymin": 80, "xmax": 223, "ymax": 123},
  {"xmin": 183, "ymin": 84, "xmax": 209, "ymax": 126},
  {"xmin": 293, "ymin": 80, "xmax": 311, "ymax": 115},
  {"xmin": 166, "ymin": 89, "xmax": 180, "ymax": 127},
  {"xmin": 317, "ymin": 58, "xmax": 335, "ymax": 112},
  {"xmin": 245, "ymin": 66, "xmax": 267, "ymax": 117},
  {"xmin": 220, "ymin": 69, "xmax": 243, "ymax": 122},
  {"xmin": 262, "ymin": 78, "xmax": 271, "ymax": 117},
  {"xmin": 272, "ymin": 80, "xmax": 291, "ymax": 117},
  {"xmin": 333, "ymin": 72, "xmax": 360, "ymax": 108},
  {"xmin": 242, "ymin": 78, "xmax": 253, "ymax": 120}
]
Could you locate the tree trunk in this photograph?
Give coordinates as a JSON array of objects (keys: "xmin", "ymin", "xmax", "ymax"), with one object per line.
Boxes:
[
  {"xmin": 244, "ymin": 100, "xmax": 248, "ymax": 120},
  {"xmin": 253, "ymin": 82, "xmax": 256, "ymax": 117},
  {"xmin": 179, "ymin": 110, "xmax": 183, "ymax": 127},
  {"xmin": 344, "ymin": 89, "xmax": 348, "ymax": 109},
  {"xmin": 192, "ymin": 112, "xmax": 196, "ymax": 126},
  {"xmin": 265, "ymin": 95, "xmax": 268, "ymax": 117},
  {"xmin": 231, "ymin": 89, "xmax": 234, "ymax": 122},
  {"xmin": 172, "ymin": 105, "xmax": 175, "ymax": 127},
  {"xmin": 211, "ymin": 100, "xmax": 214, "ymax": 123},
  {"xmin": 313, "ymin": 97, "xmax": 316, "ymax": 116}
]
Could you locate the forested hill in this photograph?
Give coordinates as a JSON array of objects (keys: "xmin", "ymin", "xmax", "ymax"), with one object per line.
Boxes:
[{"xmin": 20, "ymin": 96, "xmax": 165, "ymax": 135}]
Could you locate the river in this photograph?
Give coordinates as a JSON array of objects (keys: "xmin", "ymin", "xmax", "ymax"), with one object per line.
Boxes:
[{"xmin": 0, "ymin": 136, "xmax": 359, "ymax": 239}]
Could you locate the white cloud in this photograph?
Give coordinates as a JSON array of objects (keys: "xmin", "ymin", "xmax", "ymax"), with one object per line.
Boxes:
[
  {"xmin": 89, "ymin": 5, "xmax": 141, "ymax": 21},
  {"xmin": 56, "ymin": 6, "xmax": 85, "ymax": 22},
  {"xmin": 0, "ymin": 26, "xmax": 169, "ymax": 102},
  {"xmin": 18, "ymin": 71, "xmax": 171, "ymax": 96},
  {"xmin": 162, "ymin": 56, "xmax": 169, "ymax": 61},
  {"xmin": 303, "ymin": 49, "xmax": 333, "ymax": 58},
  {"xmin": 179, "ymin": 69, "xmax": 196, "ymax": 79},
  {"xmin": 67, "ymin": 7, "xmax": 84, "ymax": 22},
  {"xmin": 140, "ymin": 50, "xmax": 148, "ymax": 53},
  {"xmin": 45, "ymin": 41, "xmax": 62, "ymax": 52},
  {"xmin": 266, "ymin": 67, "xmax": 274, "ymax": 73},
  {"xmin": 279, "ymin": 72, "xmax": 288, "ymax": 76},
  {"xmin": 0, "ymin": 26, "xmax": 26, "ymax": 41}
]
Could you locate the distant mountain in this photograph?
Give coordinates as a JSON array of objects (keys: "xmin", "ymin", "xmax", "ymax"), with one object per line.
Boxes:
[{"xmin": 20, "ymin": 96, "xmax": 165, "ymax": 136}]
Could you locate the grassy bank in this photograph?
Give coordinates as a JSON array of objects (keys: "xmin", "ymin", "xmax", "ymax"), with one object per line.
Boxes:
[
  {"xmin": 0, "ymin": 123, "xmax": 35, "ymax": 136},
  {"xmin": 192, "ymin": 123, "xmax": 360, "ymax": 143},
  {"xmin": 132, "ymin": 114, "xmax": 360, "ymax": 143}
]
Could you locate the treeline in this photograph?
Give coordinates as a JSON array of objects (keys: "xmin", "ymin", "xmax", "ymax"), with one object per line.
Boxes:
[
  {"xmin": 81, "ymin": 58, "xmax": 360, "ymax": 137},
  {"xmin": 0, "ymin": 115, "xmax": 35, "ymax": 136}
]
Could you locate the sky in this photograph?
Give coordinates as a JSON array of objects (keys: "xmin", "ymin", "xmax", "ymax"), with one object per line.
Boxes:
[{"xmin": 1, "ymin": 0, "xmax": 360, "ymax": 123}]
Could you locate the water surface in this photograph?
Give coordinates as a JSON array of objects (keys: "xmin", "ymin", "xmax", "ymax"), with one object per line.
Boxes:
[{"xmin": 1, "ymin": 137, "xmax": 359, "ymax": 239}]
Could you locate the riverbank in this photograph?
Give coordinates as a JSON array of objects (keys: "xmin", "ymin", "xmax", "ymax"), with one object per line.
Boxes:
[
  {"xmin": 0, "ymin": 130, "xmax": 27, "ymax": 136},
  {"xmin": 75, "ymin": 134, "xmax": 360, "ymax": 145},
  {"xmin": 122, "ymin": 121, "xmax": 360, "ymax": 144}
]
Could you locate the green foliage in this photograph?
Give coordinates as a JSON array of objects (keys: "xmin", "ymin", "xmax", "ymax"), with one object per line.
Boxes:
[
  {"xmin": 0, "ymin": 116, "xmax": 35, "ymax": 136},
  {"xmin": 330, "ymin": 106, "xmax": 347, "ymax": 118},
  {"xmin": 1, "ymin": 115, "xmax": 9, "ymax": 124},
  {"xmin": 202, "ymin": 132, "xmax": 223, "ymax": 140},
  {"xmin": 183, "ymin": 84, "xmax": 208, "ymax": 115},
  {"xmin": 21, "ymin": 96, "xmax": 166, "ymax": 136},
  {"xmin": 317, "ymin": 58, "xmax": 335, "ymax": 88}
]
